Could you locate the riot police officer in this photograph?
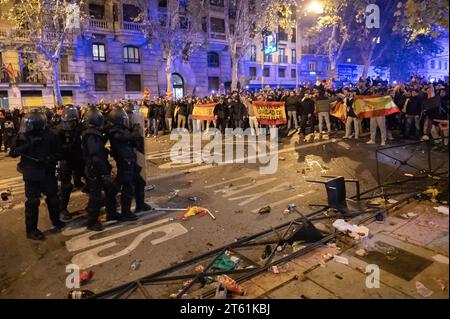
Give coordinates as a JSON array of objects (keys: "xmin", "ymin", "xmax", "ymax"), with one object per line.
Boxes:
[
  {"xmin": 9, "ymin": 108, "xmax": 65, "ymax": 240},
  {"xmin": 56, "ymin": 105, "xmax": 85, "ymax": 221},
  {"xmin": 81, "ymin": 106, "xmax": 119, "ymax": 231},
  {"xmin": 123, "ymin": 104, "xmax": 153, "ymax": 214},
  {"xmin": 108, "ymin": 106, "xmax": 151, "ymax": 220}
]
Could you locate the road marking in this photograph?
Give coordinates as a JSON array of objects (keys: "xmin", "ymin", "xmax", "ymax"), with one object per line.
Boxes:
[
  {"xmin": 65, "ymin": 218, "xmax": 171, "ymax": 252},
  {"xmin": 222, "ymin": 177, "xmax": 278, "ymax": 198},
  {"xmin": 250, "ymin": 190, "xmax": 315, "ymax": 213},
  {"xmin": 71, "ymin": 223, "xmax": 188, "ymax": 269},
  {"xmin": 228, "ymin": 181, "xmax": 290, "ymax": 206}
]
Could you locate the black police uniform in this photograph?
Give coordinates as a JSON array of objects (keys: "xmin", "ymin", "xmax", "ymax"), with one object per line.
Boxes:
[
  {"xmin": 56, "ymin": 107, "xmax": 84, "ymax": 219},
  {"xmin": 9, "ymin": 110, "xmax": 65, "ymax": 240},
  {"xmin": 109, "ymin": 108, "xmax": 150, "ymax": 219},
  {"xmin": 81, "ymin": 108, "xmax": 118, "ymax": 231}
]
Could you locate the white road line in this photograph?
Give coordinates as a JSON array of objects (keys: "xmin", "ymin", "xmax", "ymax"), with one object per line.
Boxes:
[{"xmin": 250, "ymin": 190, "xmax": 315, "ymax": 213}]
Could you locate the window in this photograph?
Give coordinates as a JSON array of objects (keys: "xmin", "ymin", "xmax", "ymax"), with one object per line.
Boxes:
[
  {"xmin": 445, "ymin": 61, "xmax": 448, "ymax": 70},
  {"xmin": 94, "ymin": 73, "xmax": 108, "ymax": 91},
  {"xmin": 125, "ymin": 74, "xmax": 141, "ymax": 92},
  {"xmin": 208, "ymin": 77, "xmax": 219, "ymax": 92},
  {"xmin": 210, "ymin": 0, "xmax": 224, "ymax": 6},
  {"xmin": 291, "ymin": 49, "xmax": 296, "ymax": 64},
  {"xmin": 291, "ymin": 68, "xmax": 296, "ymax": 78},
  {"xmin": 250, "ymin": 45, "xmax": 257, "ymax": 62},
  {"xmin": 124, "ymin": 46, "xmax": 140, "ymax": 63},
  {"xmin": 438, "ymin": 60, "xmax": 442, "ymax": 69},
  {"xmin": 278, "ymin": 27, "xmax": 287, "ymax": 41},
  {"xmin": 278, "ymin": 68, "xmax": 285, "ymax": 78},
  {"xmin": 180, "ymin": 16, "xmax": 189, "ymax": 29},
  {"xmin": 123, "ymin": 4, "xmax": 141, "ymax": 22},
  {"xmin": 263, "ymin": 67, "xmax": 270, "ymax": 77},
  {"xmin": 249, "ymin": 67, "xmax": 257, "ymax": 77},
  {"xmin": 89, "ymin": 4, "xmax": 105, "ymax": 19},
  {"xmin": 158, "ymin": 0, "xmax": 167, "ymax": 8},
  {"xmin": 308, "ymin": 61, "xmax": 316, "ymax": 71},
  {"xmin": 264, "ymin": 54, "xmax": 272, "ymax": 63},
  {"xmin": 207, "ymin": 52, "xmax": 220, "ymax": 67},
  {"xmin": 92, "ymin": 43, "xmax": 106, "ymax": 62},
  {"xmin": 430, "ymin": 60, "xmax": 435, "ymax": 69},
  {"xmin": 210, "ymin": 17, "xmax": 225, "ymax": 33},
  {"xmin": 291, "ymin": 29, "xmax": 296, "ymax": 42}
]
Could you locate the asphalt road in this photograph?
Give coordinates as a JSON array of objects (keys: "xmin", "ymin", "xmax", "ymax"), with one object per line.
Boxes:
[{"xmin": 0, "ymin": 132, "xmax": 447, "ymax": 298}]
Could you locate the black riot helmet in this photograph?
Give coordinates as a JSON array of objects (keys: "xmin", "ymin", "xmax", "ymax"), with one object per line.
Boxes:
[
  {"xmin": 19, "ymin": 109, "xmax": 46, "ymax": 135},
  {"xmin": 61, "ymin": 105, "xmax": 80, "ymax": 130},
  {"xmin": 81, "ymin": 105, "xmax": 104, "ymax": 129},
  {"xmin": 124, "ymin": 103, "xmax": 134, "ymax": 115},
  {"xmin": 108, "ymin": 106, "xmax": 130, "ymax": 128},
  {"xmin": 45, "ymin": 108, "xmax": 55, "ymax": 123}
]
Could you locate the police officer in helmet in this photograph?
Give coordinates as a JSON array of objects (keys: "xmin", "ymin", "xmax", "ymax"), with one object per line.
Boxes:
[
  {"xmin": 81, "ymin": 105, "xmax": 120, "ymax": 231},
  {"xmin": 56, "ymin": 105, "xmax": 85, "ymax": 221},
  {"xmin": 108, "ymin": 106, "xmax": 151, "ymax": 220},
  {"xmin": 9, "ymin": 108, "xmax": 65, "ymax": 240}
]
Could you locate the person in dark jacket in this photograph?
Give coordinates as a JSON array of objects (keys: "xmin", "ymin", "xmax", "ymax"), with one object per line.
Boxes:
[
  {"xmin": 164, "ymin": 99, "xmax": 175, "ymax": 133},
  {"xmin": 285, "ymin": 91, "xmax": 299, "ymax": 131},
  {"xmin": 403, "ymin": 89, "xmax": 422, "ymax": 139},
  {"xmin": 9, "ymin": 109, "xmax": 65, "ymax": 240},
  {"xmin": 2, "ymin": 111, "xmax": 15, "ymax": 152},
  {"xmin": 214, "ymin": 98, "xmax": 228, "ymax": 134},
  {"xmin": 81, "ymin": 106, "xmax": 119, "ymax": 231},
  {"xmin": 299, "ymin": 92, "xmax": 315, "ymax": 137},
  {"xmin": 177, "ymin": 99, "xmax": 188, "ymax": 130},
  {"xmin": 421, "ymin": 85, "xmax": 441, "ymax": 140}
]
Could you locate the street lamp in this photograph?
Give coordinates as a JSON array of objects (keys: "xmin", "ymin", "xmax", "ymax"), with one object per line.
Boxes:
[{"xmin": 307, "ymin": 1, "xmax": 324, "ymax": 14}]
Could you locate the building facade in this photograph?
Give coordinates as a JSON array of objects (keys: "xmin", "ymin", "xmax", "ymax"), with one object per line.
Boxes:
[{"xmin": 417, "ymin": 35, "xmax": 449, "ymax": 82}]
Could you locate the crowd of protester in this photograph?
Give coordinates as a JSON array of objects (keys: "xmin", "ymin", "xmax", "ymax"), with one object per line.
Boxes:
[{"xmin": 1, "ymin": 77, "xmax": 449, "ymax": 152}]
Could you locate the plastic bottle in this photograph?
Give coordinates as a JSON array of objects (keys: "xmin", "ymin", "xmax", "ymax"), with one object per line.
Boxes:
[{"xmin": 68, "ymin": 290, "xmax": 94, "ymax": 299}]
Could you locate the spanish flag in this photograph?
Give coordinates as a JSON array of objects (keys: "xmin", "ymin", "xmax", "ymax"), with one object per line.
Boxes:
[
  {"xmin": 330, "ymin": 100, "xmax": 346, "ymax": 122},
  {"xmin": 353, "ymin": 95, "xmax": 400, "ymax": 118},
  {"xmin": 192, "ymin": 103, "xmax": 216, "ymax": 121}
]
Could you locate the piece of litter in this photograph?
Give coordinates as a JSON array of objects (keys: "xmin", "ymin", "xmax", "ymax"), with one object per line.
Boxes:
[
  {"xmin": 145, "ymin": 184, "xmax": 155, "ymax": 191},
  {"xmin": 415, "ymin": 281, "xmax": 433, "ymax": 298},
  {"xmin": 46, "ymin": 293, "xmax": 52, "ymax": 297},
  {"xmin": 434, "ymin": 206, "xmax": 449, "ymax": 215},
  {"xmin": 387, "ymin": 199, "xmax": 398, "ymax": 204},
  {"xmin": 271, "ymin": 266, "xmax": 280, "ymax": 274},
  {"xmin": 432, "ymin": 254, "xmax": 449, "ymax": 265},
  {"xmin": 333, "ymin": 255, "xmax": 349, "ymax": 265},
  {"xmin": 279, "ymin": 157, "xmax": 285, "ymax": 161},
  {"xmin": 407, "ymin": 212, "xmax": 418, "ymax": 218},
  {"xmin": 130, "ymin": 260, "xmax": 141, "ymax": 271},
  {"xmin": 355, "ymin": 248, "xmax": 368, "ymax": 257},
  {"xmin": 322, "ymin": 253, "xmax": 333, "ymax": 261},
  {"xmin": 400, "ymin": 214, "xmax": 409, "ymax": 219},
  {"xmin": 257, "ymin": 206, "xmax": 271, "ymax": 214},
  {"xmin": 433, "ymin": 278, "xmax": 448, "ymax": 291}
]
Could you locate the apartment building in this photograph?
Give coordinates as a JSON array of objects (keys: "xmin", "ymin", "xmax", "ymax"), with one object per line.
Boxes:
[{"xmin": 0, "ymin": 0, "xmax": 348, "ymax": 109}]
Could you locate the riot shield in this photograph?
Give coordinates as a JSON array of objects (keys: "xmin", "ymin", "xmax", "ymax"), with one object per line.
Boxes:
[{"xmin": 130, "ymin": 106, "xmax": 147, "ymax": 181}]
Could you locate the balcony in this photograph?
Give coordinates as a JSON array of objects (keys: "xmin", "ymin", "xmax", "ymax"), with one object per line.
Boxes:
[
  {"xmin": 17, "ymin": 72, "xmax": 47, "ymax": 85},
  {"xmin": 122, "ymin": 21, "xmax": 144, "ymax": 32},
  {"xmin": 89, "ymin": 18, "xmax": 109, "ymax": 31},
  {"xmin": 59, "ymin": 72, "xmax": 77, "ymax": 84},
  {"xmin": 278, "ymin": 55, "xmax": 288, "ymax": 64},
  {"xmin": 210, "ymin": 32, "xmax": 226, "ymax": 40}
]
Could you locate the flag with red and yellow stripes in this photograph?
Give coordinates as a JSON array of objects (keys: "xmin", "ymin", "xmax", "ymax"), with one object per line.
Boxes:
[{"xmin": 353, "ymin": 95, "xmax": 400, "ymax": 118}]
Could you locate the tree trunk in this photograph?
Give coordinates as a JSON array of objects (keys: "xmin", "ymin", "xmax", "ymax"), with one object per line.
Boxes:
[
  {"xmin": 328, "ymin": 59, "xmax": 337, "ymax": 82},
  {"xmin": 362, "ymin": 60, "xmax": 370, "ymax": 79},
  {"xmin": 52, "ymin": 60, "xmax": 63, "ymax": 107},
  {"xmin": 231, "ymin": 56, "xmax": 238, "ymax": 91},
  {"xmin": 166, "ymin": 50, "xmax": 172, "ymax": 97}
]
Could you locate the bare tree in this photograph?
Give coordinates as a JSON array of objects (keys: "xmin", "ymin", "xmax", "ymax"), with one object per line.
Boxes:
[
  {"xmin": 0, "ymin": 0, "xmax": 86, "ymax": 106},
  {"xmin": 224, "ymin": 0, "xmax": 296, "ymax": 90}
]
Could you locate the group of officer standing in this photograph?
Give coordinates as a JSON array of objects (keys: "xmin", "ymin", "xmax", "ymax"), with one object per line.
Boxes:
[{"xmin": 9, "ymin": 104, "xmax": 152, "ymax": 240}]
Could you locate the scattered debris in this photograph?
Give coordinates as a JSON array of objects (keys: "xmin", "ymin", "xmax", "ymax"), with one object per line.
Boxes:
[
  {"xmin": 185, "ymin": 180, "xmax": 193, "ymax": 186},
  {"xmin": 333, "ymin": 255, "xmax": 349, "ymax": 265},
  {"xmin": 195, "ymin": 265, "xmax": 205, "ymax": 273},
  {"xmin": 180, "ymin": 206, "xmax": 208, "ymax": 220},
  {"xmin": 404, "ymin": 173, "xmax": 414, "ymax": 177},
  {"xmin": 261, "ymin": 245, "xmax": 272, "ymax": 259},
  {"xmin": 206, "ymin": 242, "xmax": 214, "ymax": 247},
  {"xmin": 168, "ymin": 189, "xmax": 179, "ymax": 200},
  {"xmin": 434, "ymin": 206, "xmax": 449, "ymax": 215},
  {"xmin": 387, "ymin": 199, "xmax": 398, "ymax": 204},
  {"xmin": 279, "ymin": 157, "xmax": 286, "ymax": 161},
  {"xmin": 433, "ymin": 278, "xmax": 448, "ymax": 291},
  {"xmin": 422, "ymin": 186, "xmax": 440, "ymax": 202},
  {"xmin": 416, "ymin": 281, "xmax": 434, "ymax": 298},
  {"xmin": 79, "ymin": 271, "xmax": 94, "ymax": 285},
  {"xmin": 46, "ymin": 293, "xmax": 52, "ymax": 297},
  {"xmin": 271, "ymin": 265, "xmax": 280, "ymax": 274},
  {"xmin": 211, "ymin": 254, "xmax": 236, "ymax": 271},
  {"xmin": 68, "ymin": 290, "xmax": 94, "ymax": 299},
  {"xmin": 216, "ymin": 275, "xmax": 245, "ymax": 296},
  {"xmin": 368, "ymin": 197, "xmax": 385, "ymax": 206},
  {"xmin": 144, "ymin": 184, "xmax": 155, "ymax": 191},
  {"xmin": 407, "ymin": 212, "xmax": 418, "ymax": 218},
  {"xmin": 215, "ymin": 283, "xmax": 227, "ymax": 299},
  {"xmin": 130, "ymin": 260, "xmax": 141, "ymax": 271},
  {"xmin": 355, "ymin": 248, "xmax": 368, "ymax": 257},
  {"xmin": 1, "ymin": 189, "xmax": 11, "ymax": 201},
  {"xmin": 332, "ymin": 219, "xmax": 369, "ymax": 240},
  {"xmin": 188, "ymin": 196, "xmax": 198, "ymax": 202},
  {"xmin": 257, "ymin": 206, "xmax": 271, "ymax": 215},
  {"xmin": 322, "ymin": 253, "xmax": 333, "ymax": 261}
]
